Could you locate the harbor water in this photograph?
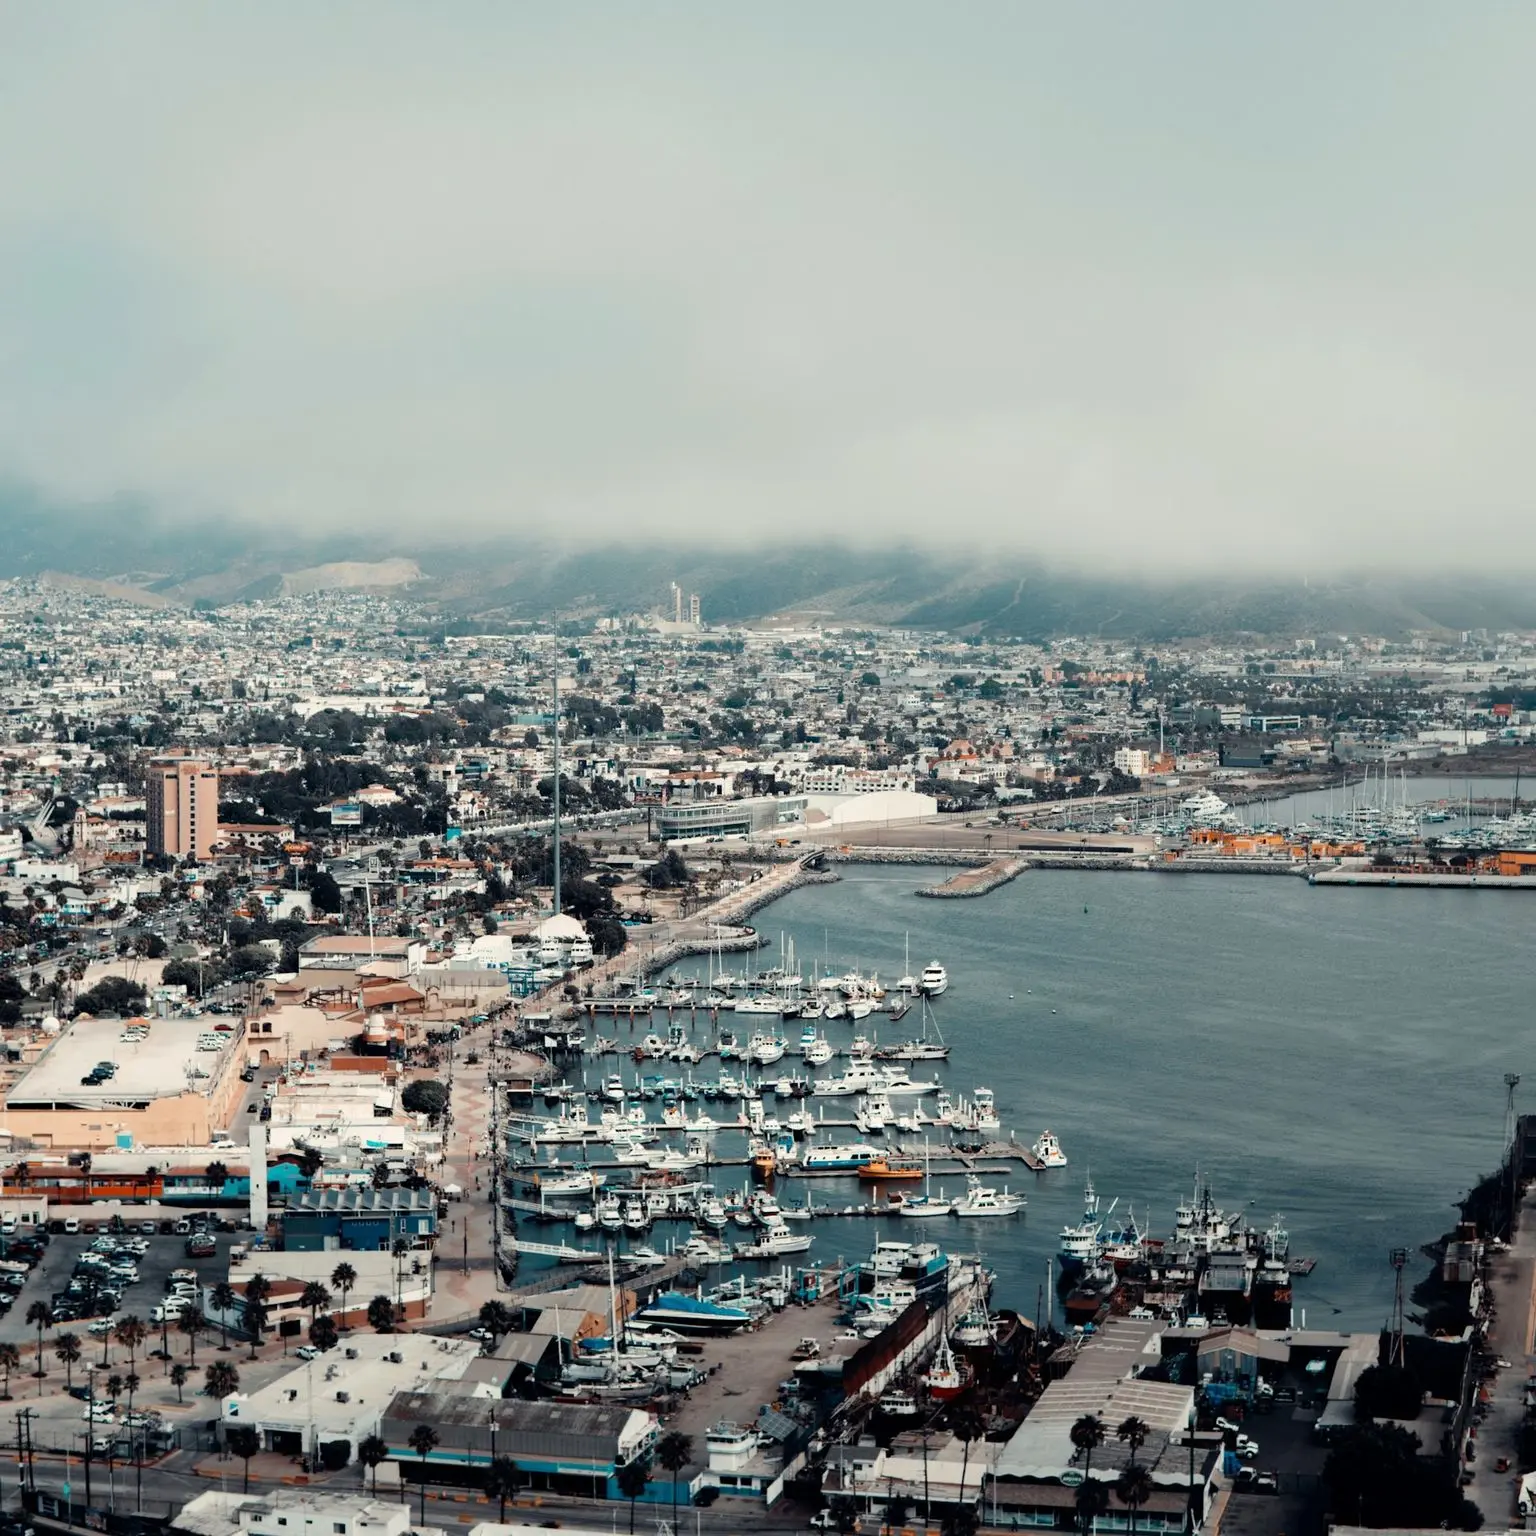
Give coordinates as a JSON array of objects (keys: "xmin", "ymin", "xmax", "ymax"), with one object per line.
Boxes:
[{"xmin": 649, "ymin": 864, "xmax": 1527, "ymax": 1331}]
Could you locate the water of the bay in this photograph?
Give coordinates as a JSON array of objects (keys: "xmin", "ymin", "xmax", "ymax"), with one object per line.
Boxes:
[{"xmin": 653, "ymin": 865, "xmax": 1527, "ymax": 1332}]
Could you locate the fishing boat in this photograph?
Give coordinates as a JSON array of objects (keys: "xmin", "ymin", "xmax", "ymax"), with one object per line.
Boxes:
[
  {"xmin": 922, "ymin": 1333, "xmax": 972, "ymax": 1400},
  {"xmin": 1032, "ymin": 1130, "xmax": 1069, "ymax": 1168},
  {"xmin": 1057, "ymin": 1174, "xmax": 1103, "ymax": 1276},
  {"xmin": 878, "ymin": 1392, "xmax": 919, "ymax": 1417}
]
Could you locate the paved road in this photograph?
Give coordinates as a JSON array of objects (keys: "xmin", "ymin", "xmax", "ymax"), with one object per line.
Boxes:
[{"xmin": 1469, "ymin": 1190, "xmax": 1536, "ymax": 1526}]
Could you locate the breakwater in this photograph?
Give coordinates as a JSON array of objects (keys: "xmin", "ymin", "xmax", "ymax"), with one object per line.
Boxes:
[{"xmin": 916, "ymin": 855, "xmax": 1027, "ymax": 898}]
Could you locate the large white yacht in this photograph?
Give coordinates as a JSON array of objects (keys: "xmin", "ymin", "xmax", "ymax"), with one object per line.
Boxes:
[
  {"xmin": 950, "ymin": 1176, "xmax": 1024, "ymax": 1218},
  {"xmin": 919, "ymin": 961, "xmax": 949, "ymax": 996}
]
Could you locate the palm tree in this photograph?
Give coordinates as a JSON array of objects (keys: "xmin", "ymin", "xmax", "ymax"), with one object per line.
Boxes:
[
  {"xmin": 408, "ymin": 1424, "xmax": 439, "ymax": 1523},
  {"xmin": 1069, "ymin": 1415, "xmax": 1106, "ymax": 1535},
  {"xmin": 309, "ymin": 1315, "xmax": 339, "ymax": 1353},
  {"xmin": 205, "ymin": 1160, "xmax": 229, "ymax": 1190},
  {"xmin": 656, "ymin": 1430, "xmax": 692, "ymax": 1525},
  {"xmin": 1075, "ymin": 1480, "xmax": 1109, "ymax": 1534},
  {"xmin": 357, "ymin": 1434, "xmax": 389, "ymax": 1496},
  {"xmin": 25, "ymin": 1302, "xmax": 51, "ymax": 1379},
  {"xmin": 170, "ymin": 1363, "xmax": 189, "ymax": 1403},
  {"xmin": 300, "ymin": 1281, "xmax": 332, "ymax": 1326},
  {"xmin": 484, "ymin": 1456, "xmax": 519, "ymax": 1522},
  {"xmin": 105, "ymin": 1373, "xmax": 124, "ymax": 1408},
  {"xmin": 210, "ymin": 1283, "xmax": 237, "ymax": 1350},
  {"xmin": 244, "ymin": 1297, "xmax": 269, "ymax": 1358},
  {"xmin": 330, "ymin": 1263, "xmax": 357, "ymax": 1329},
  {"xmin": 204, "ymin": 1360, "xmax": 240, "ymax": 1399},
  {"xmin": 1114, "ymin": 1465, "xmax": 1153, "ymax": 1532},
  {"xmin": 114, "ymin": 1316, "xmax": 146, "ymax": 1377},
  {"xmin": 367, "ymin": 1294, "xmax": 397, "ymax": 1333},
  {"xmin": 1116, "ymin": 1414, "xmax": 1150, "ymax": 1467},
  {"xmin": 615, "ymin": 1460, "xmax": 649, "ymax": 1534},
  {"xmin": 950, "ymin": 1403, "xmax": 986, "ymax": 1514},
  {"xmin": 0, "ymin": 1342, "xmax": 20, "ymax": 1400},
  {"xmin": 179, "ymin": 1308, "xmax": 207, "ymax": 1366},
  {"xmin": 228, "ymin": 1425, "xmax": 261, "ymax": 1492},
  {"xmin": 53, "ymin": 1332, "xmax": 82, "ymax": 1389}
]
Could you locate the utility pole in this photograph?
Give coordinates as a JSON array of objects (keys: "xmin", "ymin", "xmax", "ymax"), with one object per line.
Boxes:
[{"xmin": 1388, "ymin": 1249, "xmax": 1408, "ymax": 1367}]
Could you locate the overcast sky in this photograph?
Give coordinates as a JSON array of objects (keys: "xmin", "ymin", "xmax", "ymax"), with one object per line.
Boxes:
[{"xmin": 3, "ymin": 4, "xmax": 1535, "ymax": 566}]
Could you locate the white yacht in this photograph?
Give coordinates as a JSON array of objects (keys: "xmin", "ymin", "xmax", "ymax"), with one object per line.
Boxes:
[
  {"xmin": 596, "ymin": 1195, "xmax": 624, "ymax": 1230},
  {"xmin": 876, "ymin": 1068, "xmax": 940, "ymax": 1097},
  {"xmin": 951, "ymin": 1175, "xmax": 1025, "ymax": 1218},
  {"xmin": 812, "ymin": 1061, "xmax": 885, "ymax": 1096},
  {"xmin": 748, "ymin": 1032, "xmax": 786, "ymax": 1066},
  {"xmin": 919, "ymin": 961, "xmax": 948, "ymax": 996},
  {"xmin": 1032, "ymin": 1130, "xmax": 1069, "ymax": 1168},
  {"xmin": 736, "ymin": 996, "xmax": 781, "ymax": 1016},
  {"xmin": 601, "ymin": 1074, "xmax": 627, "ymax": 1103},
  {"xmin": 698, "ymin": 1195, "xmax": 728, "ymax": 1230},
  {"xmin": 854, "ymin": 1095, "xmax": 893, "ymax": 1135}
]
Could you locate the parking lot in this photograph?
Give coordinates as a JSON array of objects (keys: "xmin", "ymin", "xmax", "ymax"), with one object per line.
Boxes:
[{"xmin": 0, "ymin": 1219, "xmax": 242, "ymax": 1354}]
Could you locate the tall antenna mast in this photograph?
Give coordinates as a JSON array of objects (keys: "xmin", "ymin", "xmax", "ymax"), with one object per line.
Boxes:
[{"xmin": 552, "ymin": 650, "xmax": 561, "ymax": 916}]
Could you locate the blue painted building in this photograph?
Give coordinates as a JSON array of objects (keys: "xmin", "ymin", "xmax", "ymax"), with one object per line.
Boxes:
[{"xmin": 281, "ymin": 1187, "xmax": 437, "ymax": 1252}]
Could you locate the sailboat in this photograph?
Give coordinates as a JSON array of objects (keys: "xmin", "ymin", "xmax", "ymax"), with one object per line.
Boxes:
[
  {"xmin": 896, "ymin": 1141, "xmax": 954, "ymax": 1218},
  {"xmin": 897, "ymin": 932, "xmax": 920, "ymax": 997},
  {"xmin": 880, "ymin": 995, "xmax": 950, "ymax": 1061}
]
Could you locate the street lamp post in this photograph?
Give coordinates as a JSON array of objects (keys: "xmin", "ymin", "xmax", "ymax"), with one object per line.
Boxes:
[{"xmin": 83, "ymin": 1369, "xmax": 94, "ymax": 1509}]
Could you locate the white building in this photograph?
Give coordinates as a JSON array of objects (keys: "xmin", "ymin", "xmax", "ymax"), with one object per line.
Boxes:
[
  {"xmin": 1113, "ymin": 747, "xmax": 1152, "ymax": 777},
  {"xmin": 220, "ymin": 1332, "xmax": 481, "ymax": 1458}
]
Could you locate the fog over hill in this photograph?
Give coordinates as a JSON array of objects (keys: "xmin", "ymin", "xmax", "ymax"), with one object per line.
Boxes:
[{"xmin": 5, "ymin": 486, "xmax": 1536, "ymax": 641}]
